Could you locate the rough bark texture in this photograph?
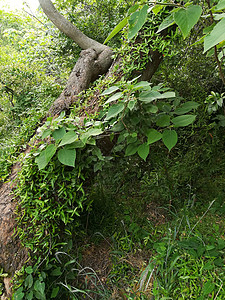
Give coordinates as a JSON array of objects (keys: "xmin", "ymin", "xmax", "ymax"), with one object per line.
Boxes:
[
  {"xmin": 49, "ymin": 48, "xmax": 113, "ymax": 116},
  {"xmin": 0, "ymin": 163, "xmax": 29, "ymax": 298}
]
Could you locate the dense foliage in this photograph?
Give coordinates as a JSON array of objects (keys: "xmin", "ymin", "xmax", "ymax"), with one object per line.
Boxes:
[{"xmin": 0, "ymin": 0, "xmax": 225, "ymax": 299}]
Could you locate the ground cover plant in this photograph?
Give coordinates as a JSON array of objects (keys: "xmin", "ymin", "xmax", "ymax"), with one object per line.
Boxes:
[{"xmin": 0, "ymin": 0, "xmax": 224, "ymax": 299}]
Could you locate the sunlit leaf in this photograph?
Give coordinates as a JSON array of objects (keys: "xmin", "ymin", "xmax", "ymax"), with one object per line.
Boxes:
[
  {"xmin": 58, "ymin": 148, "xmax": 76, "ymax": 167},
  {"xmin": 104, "ymin": 17, "xmax": 128, "ymax": 44},
  {"xmin": 174, "ymin": 5, "xmax": 202, "ymax": 38},
  {"xmin": 204, "ymin": 17, "xmax": 225, "ymax": 53},
  {"xmin": 128, "ymin": 5, "xmax": 148, "ymax": 39},
  {"xmin": 105, "ymin": 103, "xmax": 124, "ymax": 120},
  {"xmin": 59, "ymin": 131, "xmax": 78, "ymax": 147},
  {"xmin": 157, "ymin": 13, "xmax": 175, "ymax": 33}
]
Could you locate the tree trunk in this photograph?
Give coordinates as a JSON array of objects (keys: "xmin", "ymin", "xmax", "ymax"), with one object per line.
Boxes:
[{"xmin": 0, "ymin": 43, "xmax": 163, "ymax": 300}]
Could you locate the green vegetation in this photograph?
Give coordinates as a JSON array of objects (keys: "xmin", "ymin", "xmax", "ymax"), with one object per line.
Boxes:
[{"xmin": 0, "ymin": 0, "xmax": 224, "ymax": 299}]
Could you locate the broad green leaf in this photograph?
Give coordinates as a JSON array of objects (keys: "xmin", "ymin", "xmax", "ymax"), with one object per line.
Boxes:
[
  {"xmin": 59, "ymin": 131, "xmax": 78, "ymax": 147},
  {"xmin": 101, "ymin": 86, "xmax": 119, "ymax": 96},
  {"xmin": 51, "ymin": 287, "xmax": 59, "ymax": 298},
  {"xmin": 174, "ymin": 101, "xmax": 200, "ymax": 115},
  {"xmin": 128, "ymin": 5, "xmax": 148, "ymax": 39},
  {"xmin": 86, "ymin": 128, "xmax": 103, "ymax": 136},
  {"xmin": 105, "ymin": 103, "xmax": 125, "ymax": 120},
  {"xmin": 58, "ymin": 148, "xmax": 76, "ymax": 167},
  {"xmin": 25, "ymin": 274, "xmax": 33, "ymax": 289},
  {"xmin": 25, "ymin": 266, "xmax": 33, "ymax": 274},
  {"xmin": 104, "ymin": 92, "xmax": 123, "ymax": 105},
  {"xmin": 172, "ymin": 114, "xmax": 196, "ymax": 127},
  {"xmin": 174, "ymin": 5, "xmax": 202, "ymax": 38},
  {"xmin": 146, "ymin": 129, "xmax": 162, "ymax": 144},
  {"xmin": 35, "ymin": 144, "xmax": 57, "ymax": 170},
  {"xmin": 137, "ymin": 143, "xmax": 149, "ymax": 161},
  {"xmin": 157, "ymin": 13, "xmax": 175, "ymax": 33},
  {"xmin": 162, "ymin": 130, "xmax": 178, "ymax": 151},
  {"xmin": 42, "ymin": 129, "xmax": 51, "ymax": 139},
  {"xmin": 125, "ymin": 143, "xmax": 139, "ymax": 156},
  {"xmin": 145, "ymin": 104, "xmax": 158, "ymax": 113},
  {"xmin": 128, "ymin": 4, "xmax": 139, "ymax": 15},
  {"xmin": 80, "ymin": 128, "xmax": 103, "ymax": 143},
  {"xmin": 157, "ymin": 91, "xmax": 176, "ymax": 99},
  {"xmin": 204, "ymin": 17, "xmax": 225, "ymax": 53},
  {"xmin": 156, "ymin": 115, "xmax": 171, "ymax": 127},
  {"xmin": 133, "ymin": 81, "xmax": 151, "ymax": 90},
  {"xmin": 34, "ymin": 280, "xmax": 45, "ymax": 294},
  {"xmin": 128, "ymin": 99, "xmax": 137, "ymax": 110},
  {"xmin": 139, "ymin": 91, "xmax": 161, "ymax": 102},
  {"xmin": 14, "ymin": 288, "xmax": 24, "ymax": 300},
  {"xmin": 50, "ymin": 267, "xmax": 62, "ymax": 276},
  {"xmin": 64, "ymin": 140, "xmax": 85, "ymax": 149},
  {"xmin": 26, "ymin": 291, "xmax": 34, "ymax": 300},
  {"xmin": 203, "ymin": 281, "xmax": 215, "ymax": 295},
  {"xmin": 152, "ymin": 5, "xmax": 164, "ymax": 15},
  {"xmin": 104, "ymin": 17, "xmax": 128, "ymax": 44},
  {"xmin": 213, "ymin": 0, "xmax": 225, "ymax": 11},
  {"xmin": 52, "ymin": 127, "xmax": 66, "ymax": 140}
]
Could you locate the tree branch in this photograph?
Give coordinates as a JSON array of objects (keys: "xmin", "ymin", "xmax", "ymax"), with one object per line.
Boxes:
[{"xmin": 38, "ymin": 0, "xmax": 109, "ymax": 53}]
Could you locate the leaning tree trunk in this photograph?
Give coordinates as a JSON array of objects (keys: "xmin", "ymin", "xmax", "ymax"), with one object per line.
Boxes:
[{"xmin": 0, "ymin": 1, "xmax": 164, "ymax": 298}]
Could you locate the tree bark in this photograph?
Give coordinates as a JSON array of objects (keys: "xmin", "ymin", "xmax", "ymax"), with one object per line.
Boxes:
[{"xmin": 49, "ymin": 48, "xmax": 113, "ymax": 116}]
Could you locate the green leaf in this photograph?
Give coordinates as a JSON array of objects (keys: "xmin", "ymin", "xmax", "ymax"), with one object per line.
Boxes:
[
  {"xmin": 58, "ymin": 148, "xmax": 76, "ymax": 167},
  {"xmin": 156, "ymin": 115, "xmax": 171, "ymax": 127},
  {"xmin": 174, "ymin": 101, "xmax": 200, "ymax": 115},
  {"xmin": 86, "ymin": 128, "xmax": 103, "ymax": 136},
  {"xmin": 139, "ymin": 91, "xmax": 161, "ymax": 102},
  {"xmin": 35, "ymin": 144, "xmax": 57, "ymax": 170},
  {"xmin": 133, "ymin": 81, "xmax": 151, "ymax": 90},
  {"xmin": 14, "ymin": 287, "xmax": 24, "ymax": 300},
  {"xmin": 146, "ymin": 129, "xmax": 162, "ymax": 144},
  {"xmin": 101, "ymin": 86, "xmax": 119, "ymax": 96},
  {"xmin": 51, "ymin": 287, "xmax": 59, "ymax": 298},
  {"xmin": 50, "ymin": 267, "xmax": 62, "ymax": 276},
  {"xmin": 157, "ymin": 14, "xmax": 175, "ymax": 33},
  {"xmin": 152, "ymin": 5, "xmax": 164, "ymax": 15},
  {"xmin": 104, "ymin": 17, "xmax": 128, "ymax": 44},
  {"xmin": 104, "ymin": 92, "xmax": 123, "ymax": 105},
  {"xmin": 42, "ymin": 129, "xmax": 52, "ymax": 139},
  {"xmin": 25, "ymin": 274, "xmax": 33, "ymax": 289},
  {"xmin": 158, "ymin": 91, "xmax": 176, "ymax": 99},
  {"xmin": 125, "ymin": 143, "xmax": 139, "ymax": 156},
  {"xmin": 162, "ymin": 130, "xmax": 178, "ymax": 151},
  {"xmin": 145, "ymin": 104, "xmax": 158, "ymax": 113},
  {"xmin": 174, "ymin": 5, "xmax": 202, "ymax": 38},
  {"xmin": 172, "ymin": 115, "xmax": 196, "ymax": 127},
  {"xmin": 213, "ymin": 0, "xmax": 225, "ymax": 11},
  {"xmin": 105, "ymin": 103, "xmax": 125, "ymax": 120},
  {"xmin": 26, "ymin": 290, "xmax": 34, "ymax": 300},
  {"xmin": 65, "ymin": 140, "xmax": 85, "ymax": 149},
  {"xmin": 204, "ymin": 17, "xmax": 225, "ymax": 53},
  {"xmin": 137, "ymin": 143, "xmax": 149, "ymax": 161},
  {"xmin": 59, "ymin": 131, "xmax": 78, "ymax": 147},
  {"xmin": 34, "ymin": 280, "xmax": 45, "ymax": 295},
  {"xmin": 25, "ymin": 266, "xmax": 33, "ymax": 274},
  {"xmin": 203, "ymin": 281, "xmax": 215, "ymax": 295},
  {"xmin": 128, "ymin": 99, "xmax": 137, "ymax": 110},
  {"xmin": 52, "ymin": 127, "xmax": 66, "ymax": 140},
  {"xmin": 128, "ymin": 5, "xmax": 148, "ymax": 39}
]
